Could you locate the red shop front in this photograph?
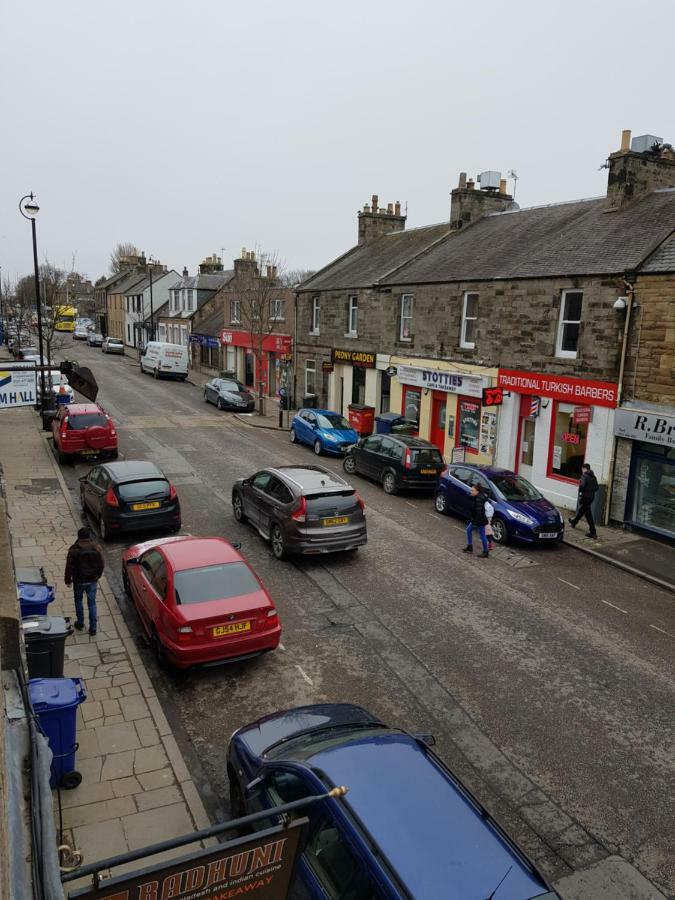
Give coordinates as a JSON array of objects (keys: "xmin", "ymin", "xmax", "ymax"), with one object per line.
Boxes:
[{"xmin": 220, "ymin": 330, "xmax": 292, "ymax": 396}]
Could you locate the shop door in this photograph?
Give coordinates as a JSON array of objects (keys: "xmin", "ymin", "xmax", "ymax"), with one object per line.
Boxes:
[
  {"xmin": 515, "ymin": 395, "xmax": 536, "ymax": 480},
  {"xmin": 430, "ymin": 392, "xmax": 447, "ymax": 453},
  {"xmin": 245, "ymin": 351, "xmax": 254, "ymax": 388}
]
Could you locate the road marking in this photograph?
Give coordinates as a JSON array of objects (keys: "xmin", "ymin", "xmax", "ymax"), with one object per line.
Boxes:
[
  {"xmin": 557, "ymin": 577, "xmax": 580, "ymax": 590},
  {"xmin": 649, "ymin": 624, "xmax": 673, "ymax": 638},
  {"xmin": 278, "ymin": 642, "xmax": 285, "ymax": 651},
  {"xmin": 601, "ymin": 599, "xmax": 628, "ymax": 614},
  {"xmin": 404, "ymin": 500, "xmax": 416, "ymax": 508},
  {"xmin": 429, "ymin": 513, "xmax": 441, "ymax": 520},
  {"xmin": 295, "ymin": 665, "xmax": 314, "ymax": 686}
]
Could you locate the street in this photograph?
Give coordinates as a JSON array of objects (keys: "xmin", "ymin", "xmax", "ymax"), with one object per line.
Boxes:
[{"xmin": 58, "ymin": 342, "xmax": 675, "ymax": 896}]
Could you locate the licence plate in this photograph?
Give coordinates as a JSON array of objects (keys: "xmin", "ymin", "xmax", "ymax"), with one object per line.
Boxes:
[
  {"xmin": 539, "ymin": 532, "xmax": 558, "ymax": 539},
  {"xmin": 132, "ymin": 501, "xmax": 161, "ymax": 511},
  {"xmin": 212, "ymin": 621, "xmax": 251, "ymax": 637},
  {"xmin": 420, "ymin": 468, "xmax": 437, "ymax": 475},
  {"xmin": 81, "ymin": 450, "xmax": 97, "ymax": 456},
  {"xmin": 323, "ymin": 516, "xmax": 349, "ymax": 527}
]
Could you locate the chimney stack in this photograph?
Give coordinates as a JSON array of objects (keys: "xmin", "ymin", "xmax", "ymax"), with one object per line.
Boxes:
[
  {"xmin": 458, "ymin": 172, "xmax": 467, "ymax": 189},
  {"xmin": 394, "ymin": 201, "xmax": 401, "ymax": 215},
  {"xmin": 371, "ymin": 194, "xmax": 379, "ymax": 214},
  {"xmin": 357, "ymin": 192, "xmax": 406, "ymax": 245},
  {"xmin": 620, "ymin": 129, "xmax": 631, "ymax": 152},
  {"xmin": 606, "ymin": 127, "xmax": 675, "ymax": 209},
  {"xmin": 450, "ymin": 170, "xmax": 514, "ymax": 230},
  {"xmin": 499, "ymin": 178, "xmax": 507, "ymax": 194},
  {"xmin": 182, "ymin": 266, "xmax": 188, "ymax": 279}
]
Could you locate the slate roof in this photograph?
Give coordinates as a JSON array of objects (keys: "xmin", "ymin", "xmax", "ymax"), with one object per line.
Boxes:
[
  {"xmin": 640, "ymin": 230, "xmax": 675, "ymax": 272},
  {"xmin": 192, "ymin": 307, "xmax": 225, "ymax": 337},
  {"xmin": 109, "ymin": 271, "xmax": 147, "ymax": 296},
  {"xmin": 168, "ymin": 270, "xmax": 235, "ymax": 292}
]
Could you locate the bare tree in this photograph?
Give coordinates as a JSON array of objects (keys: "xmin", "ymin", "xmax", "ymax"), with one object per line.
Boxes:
[
  {"xmin": 39, "ymin": 263, "xmax": 72, "ymax": 364},
  {"xmin": 6, "ymin": 276, "xmax": 34, "ymax": 353},
  {"xmin": 109, "ymin": 242, "xmax": 140, "ymax": 275},
  {"xmin": 280, "ymin": 269, "xmax": 315, "ymax": 288}
]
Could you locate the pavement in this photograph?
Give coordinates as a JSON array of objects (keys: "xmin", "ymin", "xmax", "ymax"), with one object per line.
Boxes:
[{"xmin": 0, "ymin": 403, "xmax": 212, "ymax": 892}]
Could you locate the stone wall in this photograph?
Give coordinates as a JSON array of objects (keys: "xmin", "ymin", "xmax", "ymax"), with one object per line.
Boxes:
[
  {"xmin": 610, "ymin": 437, "xmax": 633, "ymax": 522},
  {"xmin": 624, "ymin": 274, "xmax": 675, "ymax": 404},
  {"xmin": 606, "ymin": 150, "xmax": 675, "ymax": 208}
]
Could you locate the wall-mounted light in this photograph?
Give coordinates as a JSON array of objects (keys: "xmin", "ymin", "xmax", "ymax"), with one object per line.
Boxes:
[
  {"xmin": 540, "ymin": 398, "xmax": 550, "ymax": 409},
  {"xmin": 613, "ymin": 296, "xmax": 627, "ymax": 311}
]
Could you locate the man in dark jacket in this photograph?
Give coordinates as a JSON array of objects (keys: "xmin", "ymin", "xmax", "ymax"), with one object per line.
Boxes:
[
  {"xmin": 65, "ymin": 527, "xmax": 105, "ymax": 635},
  {"xmin": 462, "ymin": 483, "xmax": 490, "ymax": 558},
  {"xmin": 568, "ymin": 463, "xmax": 599, "ymax": 538}
]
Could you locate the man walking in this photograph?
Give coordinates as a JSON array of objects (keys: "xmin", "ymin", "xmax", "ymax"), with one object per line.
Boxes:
[
  {"xmin": 463, "ymin": 483, "xmax": 490, "ymax": 558},
  {"xmin": 568, "ymin": 462, "xmax": 599, "ymax": 538},
  {"xmin": 64, "ymin": 526, "xmax": 105, "ymax": 636}
]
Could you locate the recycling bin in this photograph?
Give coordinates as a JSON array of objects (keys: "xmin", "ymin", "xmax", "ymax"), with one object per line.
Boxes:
[
  {"xmin": 303, "ymin": 393, "xmax": 318, "ymax": 409},
  {"xmin": 348, "ymin": 404, "xmax": 375, "ymax": 436},
  {"xmin": 392, "ymin": 421, "xmax": 417, "ymax": 435},
  {"xmin": 18, "ymin": 583, "xmax": 56, "ymax": 618},
  {"xmin": 29, "ymin": 678, "xmax": 87, "ymax": 789},
  {"xmin": 375, "ymin": 412, "xmax": 405, "ymax": 435},
  {"xmin": 23, "ymin": 616, "xmax": 73, "ymax": 679}
]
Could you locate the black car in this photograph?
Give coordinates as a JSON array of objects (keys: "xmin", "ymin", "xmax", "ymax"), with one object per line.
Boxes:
[
  {"xmin": 79, "ymin": 460, "xmax": 181, "ymax": 541},
  {"xmin": 231, "ymin": 465, "xmax": 367, "ymax": 560},
  {"xmin": 203, "ymin": 377, "xmax": 255, "ymax": 411},
  {"xmin": 343, "ymin": 434, "xmax": 445, "ymax": 494}
]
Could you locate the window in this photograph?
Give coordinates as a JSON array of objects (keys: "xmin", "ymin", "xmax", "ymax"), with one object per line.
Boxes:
[
  {"xmin": 549, "ymin": 401, "xmax": 588, "ymax": 480},
  {"xmin": 311, "ymin": 297, "xmax": 320, "ymax": 334},
  {"xmin": 362, "ymin": 436, "xmax": 382, "ymax": 453},
  {"xmin": 556, "ymin": 290, "xmax": 583, "ymax": 358},
  {"xmin": 231, "ymin": 298, "xmax": 241, "ymax": 324},
  {"xmin": 457, "ymin": 398, "xmax": 481, "ymax": 454},
  {"xmin": 400, "ymin": 294, "xmax": 413, "ymax": 341},
  {"xmin": 267, "ymin": 479, "xmax": 293, "ymax": 504},
  {"xmin": 252, "ymin": 471, "xmax": 272, "ymax": 492},
  {"xmin": 189, "ymin": 290, "xmax": 195, "ymax": 311},
  {"xmin": 347, "ymin": 295, "xmax": 358, "ymax": 335},
  {"xmin": 460, "ymin": 292, "xmax": 478, "ymax": 349},
  {"xmin": 402, "ymin": 386, "xmax": 421, "ymax": 430},
  {"xmin": 158, "ymin": 323, "xmax": 166, "ymax": 341},
  {"xmin": 628, "ymin": 444, "xmax": 675, "ymax": 538},
  {"xmin": 351, "ymin": 367, "xmax": 366, "ymax": 405},
  {"xmin": 270, "ymin": 297, "xmax": 284, "ymax": 321},
  {"xmin": 226, "ymin": 346, "xmax": 236, "ymax": 372},
  {"xmin": 127, "ymin": 324, "xmax": 131, "ymax": 343},
  {"xmin": 305, "ymin": 359, "xmax": 316, "ymax": 395},
  {"xmin": 305, "ymin": 818, "xmax": 375, "ymax": 900}
]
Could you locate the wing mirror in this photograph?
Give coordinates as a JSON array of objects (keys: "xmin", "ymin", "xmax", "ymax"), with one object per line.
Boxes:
[
  {"xmin": 125, "ymin": 558, "xmax": 139, "ymax": 566},
  {"xmin": 412, "ymin": 732, "xmax": 436, "ymax": 747},
  {"xmin": 78, "ymin": 475, "xmax": 87, "ymax": 482},
  {"xmin": 231, "ymin": 541, "xmax": 242, "ymax": 550}
]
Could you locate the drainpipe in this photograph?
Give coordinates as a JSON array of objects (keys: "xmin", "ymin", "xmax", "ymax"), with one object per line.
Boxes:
[{"xmin": 604, "ymin": 277, "xmax": 635, "ymax": 525}]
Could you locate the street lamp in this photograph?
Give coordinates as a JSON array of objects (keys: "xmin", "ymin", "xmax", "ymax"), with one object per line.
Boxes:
[
  {"xmin": 147, "ymin": 255, "xmax": 156, "ymax": 344},
  {"xmin": 19, "ymin": 193, "xmax": 47, "ymax": 407}
]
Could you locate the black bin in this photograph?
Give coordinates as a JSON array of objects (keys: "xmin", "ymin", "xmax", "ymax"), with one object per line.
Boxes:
[
  {"xmin": 303, "ymin": 393, "xmax": 318, "ymax": 409},
  {"xmin": 375, "ymin": 412, "xmax": 405, "ymax": 435},
  {"xmin": 22, "ymin": 615, "xmax": 73, "ymax": 679}
]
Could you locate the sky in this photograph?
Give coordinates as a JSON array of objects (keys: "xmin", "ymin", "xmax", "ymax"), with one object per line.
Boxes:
[{"xmin": 1, "ymin": 0, "xmax": 673, "ymax": 284}]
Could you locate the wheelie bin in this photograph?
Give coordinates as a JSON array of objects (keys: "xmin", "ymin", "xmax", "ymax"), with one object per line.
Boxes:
[
  {"xmin": 22, "ymin": 616, "xmax": 73, "ymax": 678},
  {"xmin": 375, "ymin": 412, "xmax": 405, "ymax": 435},
  {"xmin": 29, "ymin": 678, "xmax": 87, "ymax": 789},
  {"xmin": 18, "ymin": 583, "xmax": 55, "ymax": 618}
]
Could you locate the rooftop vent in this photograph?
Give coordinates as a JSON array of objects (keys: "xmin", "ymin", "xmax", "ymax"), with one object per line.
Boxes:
[
  {"xmin": 477, "ymin": 170, "xmax": 501, "ymax": 191},
  {"xmin": 631, "ymin": 134, "xmax": 663, "ymax": 154}
]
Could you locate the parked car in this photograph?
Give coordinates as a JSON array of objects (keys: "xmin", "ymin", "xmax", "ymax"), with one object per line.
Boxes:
[
  {"xmin": 434, "ymin": 464, "xmax": 565, "ymax": 544},
  {"xmin": 232, "ymin": 465, "xmax": 366, "ymax": 560},
  {"xmin": 122, "ymin": 536, "xmax": 281, "ymax": 669},
  {"xmin": 343, "ymin": 434, "xmax": 444, "ymax": 495},
  {"xmin": 290, "ymin": 408, "xmax": 359, "ymax": 455},
  {"xmin": 73, "ymin": 324, "xmax": 89, "ymax": 340},
  {"xmin": 8, "ymin": 332, "xmax": 31, "ymax": 354},
  {"xmin": 51, "ymin": 403, "xmax": 118, "ymax": 465},
  {"xmin": 87, "ymin": 330, "xmax": 104, "ymax": 347},
  {"xmin": 140, "ymin": 341, "xmax": 188, "ymax": 380},
  {"xmin": 37, "ymin": 370, "xmax": 75, "ymax": 404},
  {"xmin": 203, "ymin": 377, "xmax": 255, "ymax": 411},
  {"xmin": 15, "ymin": 345, "xmax": 39, "ymax": 360},
  {"xmin": 102, "ymin": 337, "xmax": 124, "ymax": 355},
  {"xmin": 80, "ymin": 460, "xmax": 181, "ymax": 541},
  {"xmin": 227, "ymin": 703, "xmax": 558, "ymax": 900}
]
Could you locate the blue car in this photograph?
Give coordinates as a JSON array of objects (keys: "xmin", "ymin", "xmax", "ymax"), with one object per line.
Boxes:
[
  {"xmin": 290, "ymin": 408, "xmax": 359, "ymax": 456},
  {"xmin": 434, "ymin": 464, "xmax": 564, "ymax": 545},
  {"xmin": 227, "ymin": 703, "xmax": 557, "ymax": 899}
]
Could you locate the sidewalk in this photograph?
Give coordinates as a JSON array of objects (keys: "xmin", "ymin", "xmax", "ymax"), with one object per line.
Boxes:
[
  {"xmin": 560, "ymin": 510, "xmax": 675, "ymax": 593},
  {"xmin": 0, "ymin": 407, "xmax": 212, "ymax": 891}
]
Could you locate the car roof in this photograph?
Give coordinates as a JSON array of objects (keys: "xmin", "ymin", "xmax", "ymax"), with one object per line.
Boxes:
[
  {"xmin": 381, "ymin": 435, "xmax": 438, "ymax": 448},
  {"xmin": 268, "ymin": 465, "xmax": 349, "ymax": 493},
  {"xmin": 156, "ymin": 536, "xmax": 244, "ymax": 570},
  {"xmin": 103, "ymin": 461, "xmax": 164, "ymax": 481},
  {"xmin": 66, "ymin": 403, "xmax": 103, "ymax": 414},
  {"xmin": 452, "ymin": 463, "xmax": 518, "ymax": 478},
  {"xmin": 301, "ymin": 408, "xmax": 345, "ymax": 417}
]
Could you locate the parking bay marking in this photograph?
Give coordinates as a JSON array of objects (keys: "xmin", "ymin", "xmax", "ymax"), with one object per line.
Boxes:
[
  {"xmin": 601, "ymin": 599, "xmax": 628, "ymax": 614},
  {"xmin": 295, "ymin": 665, "xmax": 314, "ymax": 686},
  {"xmin": 557, "ymin": 577, "xmax": 580, "ymax": 590},
  {"xmin": 649, "ymin": 624, "xmax": 674, "ymax": 638}
]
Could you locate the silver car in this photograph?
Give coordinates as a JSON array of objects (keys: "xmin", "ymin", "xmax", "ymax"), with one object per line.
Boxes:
[
  {"xmin": 102, "ymin": 337, "xmax": 124, "ymax": 354},
  {"xmin": 87, "ymin": 331, "xmax": 104, "ymax": 347}
]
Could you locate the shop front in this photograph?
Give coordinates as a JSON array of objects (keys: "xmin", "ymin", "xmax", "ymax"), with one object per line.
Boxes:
[
  {"xmin": 327, "ymin": 348, "xmax": 384, "ymax": 415},
  {"xmin": 220, "ymin": 329, "xmax": 292, "ymax": 397},
  {"xmin": 496, "ymin": 369, "xmax": 618, "ymax": 509},
  {"xmin": 613, "ymin": 404, "xmax": 675, "ymax": 542},
  {"xmin": 391, "ymin": 360, "xmax": 498, "ymax": 461}
]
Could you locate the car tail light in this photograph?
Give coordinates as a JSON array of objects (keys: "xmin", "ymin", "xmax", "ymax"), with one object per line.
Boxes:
[
  {"xmin": 266, "ymin": 608, "xmax": 278, "ymax": 618},
  {"xmin": 291, "ymin": 496, "xmax": 307, "ymax": 523},
  {"xmin": 104, "ymin": 487, "xmax": 119, "ymax": 507},
  {"xmin": 404, "ymin": 449, "xmax": 412, "ymax": 469},
  {"xmin": 169, "ymin": 483, "xmax": 178, "ymax": 501},
  {"xmin": 177, "ymin": 625, "xmax": 192, "ymax": 634},
  {"xmin": 355, "ymin": 492, "xmax": 365, "ymax": 512}
]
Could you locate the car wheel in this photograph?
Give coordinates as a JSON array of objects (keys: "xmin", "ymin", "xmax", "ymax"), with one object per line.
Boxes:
[
  {"xmin": 122, "ymin": 569, "xmax": 131, "ymax": 597},
  {"xmin": 290, "ymin": 427, "xmax": 297, "ymax": 443},
  {"xmin": 491, "ymin": 516, "xmax": 509, "ymax": 545},
  {"xmin": 80, "ymin": 489, "xmax": 87, "ymax": 512},
  {"xmin": 98, "ymin": 516, "xmax": 109, "ymax": 542},
  {"xmin": 153, "ymin": 368, "xmax": 160, "ymax": 379},
  {"xmin": 169, "ymin": 521, "xmax": 181, "ymax": 533},
  {"xmin": 203, "ymin": 391, "xmax": 209, "ymax": 403},
  {"xmin": 217, "ymin": 398, "xmax": 225, "ymax": 411},
  {"xmin": 382, "ymin": 471, "xmax": 398, "ymax": 495},
  {"xmin": 343, "ymin": 454, "xmax": 356, "ymax": 475},
  {"xmin": 108, "ymin": 449, "xmax": 118, "ymax": 460},
  {"xmin": 434, "ymin": 492, "xmax": 448, "ymax": 515},
  {"xmin": 232, "ymin": 492, "xmax": 247, "ymax": 523},
  {"xmin": 270, "ymin": 524, "xmax": 286, "ymax": 560},
  {"xmin": 180, "ymin": 376, "xmax": 187, "ymax": 382},
  {"xmin": 313, "ymin": 439, "xmax": 323, "ymax": 455}
]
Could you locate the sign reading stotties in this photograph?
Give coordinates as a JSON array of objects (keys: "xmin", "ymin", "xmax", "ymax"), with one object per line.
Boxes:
[
  {"xmin": 397, "ymin": 365, "xmax": 483, "ymax": 398},
  {"xmin": 497, "ymin": 369, "xmax": 618, "ymax": 408},
  {"xmin": 331, "ymin": 348, "xmax": 376, "ymax": 367}
]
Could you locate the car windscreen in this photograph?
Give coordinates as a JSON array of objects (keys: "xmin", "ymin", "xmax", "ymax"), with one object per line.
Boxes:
[
  {"xmin": 410, "ymin": 448, "xmax": 444, "ymax": 465},
  {"xmin": 491, "ymin": 474, "xmax": 543, "ymax": 501},
  {"xmin": 220, "ymin": 380, "xmax": 246, "ymax": 393},
  {"xmin": 108, "ymin": 339, "xmax": 122, "ymax": 344},
  {"xmin": 118, "ymin": 479, "xmax": 169, "ymax": 502},
  {"xmin": 68, "ymin": 413, "xmax": 108, "ymax": 430},
  {"xmin": 317, "ymin": 413, "xmax": 350, "ymax": 430},
  {"xmin": 173, "ymin": 562, "xmax": 260, "ymax": 605},
  {"xmin": 266, "ymin": 724, "xmax": 390, "ymax": 761}
]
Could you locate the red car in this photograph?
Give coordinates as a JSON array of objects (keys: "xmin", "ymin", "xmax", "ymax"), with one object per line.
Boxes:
[
  {"xmin": 122, "ymin": 536, "xmax": 281, "ymax": 669},
  {"xmin": 52, "ymin": 403, "xmax": 118, "ymax": 464}
]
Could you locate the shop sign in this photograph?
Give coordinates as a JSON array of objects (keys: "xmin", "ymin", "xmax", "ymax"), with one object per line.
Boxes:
[
  {"xmin": 562, "ymin": 432, "xmax": 581, "ymax": 444},
  {"xmin": 397, "ymin": 365, "xmax": 483, "ymax": 398},
  {"xmin": 573, "ymin": 406, "xmax": 593, "ymax": 425},
  {"xmin": 190, "ymin": 334, "xmax": 219, "ymax": 348},
  {"xmin": 219, "ymin": 330, "xmax": 292, "ymax": 354},
  {"xmin": 322, "ymin": 361, "xmax": 334, "ymax": 373},
  {"xmin": 331, "ymin": 348, "xmax": 376, "ymax": 367},
  {"xmin": 482, "ymin": 386, "xmax": 503, "ymax": 407},
  {"xmin": 457, "ymin": 398, "xmax": 481, "ymax": 452},
  {"xmin": 497, "ymin": 369, "xmax": 618, "ymax": 408},
  {"xmin": 451, "ymin": 446, "xmax": 466, "ymax": 463},
  {"xmin": 0, "ymin": 369, "xmax": 37, "ymax": 409},
  {"xmin": 613, "ymin": 408, "xmax": 675, "ymax": 448}
]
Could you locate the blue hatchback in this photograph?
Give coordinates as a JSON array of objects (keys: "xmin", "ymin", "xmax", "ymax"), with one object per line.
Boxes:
[
  {"xmin": 434, "ymin": 464, "xmax": 564, "ymax": 545},
  {"xmin": 227, "ymin": 703, "xmax": 558, "ymax": 899},
  {"xmin": 290, "ymin": 408, "xmax": 359, "ymax": 456}
]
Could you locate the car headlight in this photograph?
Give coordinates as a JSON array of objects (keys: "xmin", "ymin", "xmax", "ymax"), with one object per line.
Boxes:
[
  {"xmin": 506, "ymin": 509, "xmax": 534, "ymax": 525},
  {"xmin": 324, "ymin": 433, "xmax": 338, "ymax": 442}
]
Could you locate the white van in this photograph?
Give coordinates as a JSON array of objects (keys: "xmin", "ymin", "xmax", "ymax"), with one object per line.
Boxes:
[{"xmin": 140, "ymin": 342, "xmax": 189, "ymax": 381}]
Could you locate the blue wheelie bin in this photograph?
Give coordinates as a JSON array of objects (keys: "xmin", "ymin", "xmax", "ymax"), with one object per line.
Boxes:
[
  {"xmin": 29, "ymin": 678, "xmax": 87, "ymax": 789},
  {"xmin": 18, "ymin": 583, "xmax": 55, "ymax": 618},
  {"xmin": 375, "ymin": 412, "xmax": 405, "ymax": 435}
]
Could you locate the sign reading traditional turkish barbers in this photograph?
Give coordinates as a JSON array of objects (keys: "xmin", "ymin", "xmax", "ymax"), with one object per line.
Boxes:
[
  {"xmin": 69, "ymin": 820, "xmax": 306, "ymax": 900},
  {"xmin": 396, "ymin": 365, "xmax": 483, "ymax": 398},
  {"xmin": 331, "ymin": 348, "xmax": 376, "ymax": 367},
  {"xmin": 497, "ymin": 369, "xmax": 618, "ymax": 408}
]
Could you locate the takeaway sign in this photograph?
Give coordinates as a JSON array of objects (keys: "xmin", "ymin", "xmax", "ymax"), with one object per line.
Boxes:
[{"xmin": 0, "ymin": 369, "xmax": 37, "ymax": 409}]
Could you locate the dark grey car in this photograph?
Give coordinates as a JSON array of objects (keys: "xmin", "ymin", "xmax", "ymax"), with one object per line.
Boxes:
[
  {"xmin": 231, "ymin": 465, "xmax": 367, "ymax": 559},
  {"xmin": 204, "ymin": 377, "xmax": 255, "ymax": 412}
]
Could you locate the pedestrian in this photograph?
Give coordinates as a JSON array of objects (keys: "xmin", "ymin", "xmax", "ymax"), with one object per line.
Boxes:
[
  {"xmin": 64, "ymin": 526, "xmax": 105, "ymax": 636},
  {"xmin": 484, "ymin": 497, "xmax": 495, "ymax": 551},
  {"xmin": 463, "ymin": 483, "xmax": 490, "ymax": 558},
  {"xmin": 568, "ymin": 462, "xmax": 599, "ymax": 538}
]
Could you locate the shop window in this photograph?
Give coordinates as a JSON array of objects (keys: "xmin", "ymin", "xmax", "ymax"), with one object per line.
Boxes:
[
  {"xmin": 225, "ymin": 346, "xmax": 236, "ymax": 374},
  {"xmin": 549, "ymin": 402, "xmax": 587, "ymax": 480},
  {"xmin": 400, "ymin": 294, "xmax": 413, "ymax": 341},
  {"xmin": 311, "ymin": 297, "xmax": 320, "ymax": 334},
  {"xmin": 556, "ymin": 290, "xmax": 583, "ymax": 358},
  {"xmin": 456, "ymin": 397, "xmax": 481, "ymax": 454},
  {"xmin": 402, "ymin": 386, "xmax": 421, "ymax": 431},
  {"xmin": 460, "ymin": 292, "xmax": 478, "ymax": 349},
  {"xmin": 628, "ymin": 444, "xmax": 675, "ymax": 538},
  {"xmin": 351, "ymin": 367, "xmax": 366, "ymax": 405},
  {"xmin": 347, "ymin": 295, "xmax": 358, "ymax": 335},
  {"xmin": 305, "ymin": 359, "xmax": 316, "ymax": 395}
]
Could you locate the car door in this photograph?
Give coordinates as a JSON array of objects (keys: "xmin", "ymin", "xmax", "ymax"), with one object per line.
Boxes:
[
  {"xmin": 89, "ymin": 467, "xmax": 109, "ymax": 519},
  {"xmin": 357, "ymin": 436, "xmax": 383, "ymax": 478},
  {"xmin": 446, "ymin": 466, "xmax": 475, "ymax": 516},
  {"xmin": 378, "ymin": 437, "xmax": 400, "ymax": 480},
  {"xmin": 257, "ymin": 477, "xmax": 293, "ymax": 538},
  {"xmin": 132, "ymin": 549, "xmax": 164, "ymax": 633},
  {"xmin": 303, "ymin": 411, "xmax": 318, "ymax": 447},
  {"xmin": 244, "ymin": 471, "xmax": 273, "ymax": 528},
  {"xmin": 81, "ymin": 466, "xmax": 102, "ymax": 514}
]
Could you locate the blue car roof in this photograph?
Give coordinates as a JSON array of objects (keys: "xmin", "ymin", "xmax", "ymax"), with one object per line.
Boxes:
[
  {"xmin": 453, "ymin": 463, "xmax": 518, "ymax": 479},
  {"xmin": 299, "ymin": 408, "xmax": 344, "ymax": 417},
  {"xmin": 308, "ymin": 733, "xmax": 549, "ymax": 899}
]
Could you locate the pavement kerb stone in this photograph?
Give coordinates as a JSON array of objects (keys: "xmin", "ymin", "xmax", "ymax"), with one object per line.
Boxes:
[{"xmin": 561, "ymin": 537, "xmax": 675, "ymax": 595}]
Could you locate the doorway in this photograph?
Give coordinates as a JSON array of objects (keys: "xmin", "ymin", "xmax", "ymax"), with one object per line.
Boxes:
[
  {"xmin": 515, "ymin": 395, "xmax": 536, "ymax": 480},
  {"xmin": 430, "ymin": 392, "xmax": 447, "ymax": 453},
  {"xmin": 245, "ymin": 351, "xmax": 254, "ymax": 387}
]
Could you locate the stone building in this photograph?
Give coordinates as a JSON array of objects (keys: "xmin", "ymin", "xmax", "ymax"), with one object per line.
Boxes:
[
  {"xmin": 156, "ymin": 255, "xmax": 234, "ymax": 349},
  {"xmin": 296, "ymin": 130, "xmax": 675, "ymax": 530}
]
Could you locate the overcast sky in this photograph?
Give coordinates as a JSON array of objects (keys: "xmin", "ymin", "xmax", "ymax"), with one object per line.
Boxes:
[{"xmin": 1, "ymin": 0, "xmax": 672, "ymax": 284}]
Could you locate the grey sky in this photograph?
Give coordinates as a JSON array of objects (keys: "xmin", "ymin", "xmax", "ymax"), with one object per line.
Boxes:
[{"xmin": 2, "ymin": 0, "xmax": 672, "ymax": 284}]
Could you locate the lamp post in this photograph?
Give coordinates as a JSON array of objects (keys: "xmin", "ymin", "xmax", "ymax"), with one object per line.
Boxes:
[
  {"xmin": 148, "ymin": 260, "xmax": 155, "ymax": 343},
  {"xmin": 19, "ymin": 193, "xmax": 47, "ymax": 407}
]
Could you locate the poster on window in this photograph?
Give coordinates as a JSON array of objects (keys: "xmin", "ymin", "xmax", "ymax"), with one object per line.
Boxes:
[
  {"xmin": 458, "ymin": 399, "xmax": 480, "ymax": 452},
  {"xmin": 479, "ymin": 411, "xmax": 497, "ymax": 455}
]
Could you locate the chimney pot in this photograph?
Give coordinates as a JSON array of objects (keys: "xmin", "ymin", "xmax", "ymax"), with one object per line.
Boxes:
[
  {"xmin": 499, "ymin": 178, "xmax": 507, "ymax": 194},
  {"xmin": 371, "ymin": 194, "xmax": 378, "ymax": 213},
  {"xmin": 620, "ymin": 129, "xmax": 631, "ymax": 152},
  {"xmin": 466, "ymin": 179, "xmax": 475, "ymax": 191},
  {"xmin": 458, "ymin": 172, "xmax": 467, "ymax": 189},
  {"xmin": 363, "ymin": 203, "xmax": 370, "ymax": 212},
  {"xmin": 394, "ymin": 201, "xmax": 401, "ymax": 215},
  {"xmin": 387, "ymin": 202, "xmax": 393, "ymax": 214}
]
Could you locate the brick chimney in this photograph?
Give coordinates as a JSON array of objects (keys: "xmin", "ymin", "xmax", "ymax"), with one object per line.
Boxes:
[
  {"xmin": 606, "ymin": 129, "xmax": 675, "ymax": 210},
  {"xmin": 450, "ymin": 171, "xmax": 514, "ymax": 230},
  {"xmin": 199, "ymin": 253, "xmax": 224, "ymax": 274},
  {"xmin": 357, "ymin": 193, "xmax": 406, "ymax": 245},
  {"xmin": 234, "ymin": 248, "xmax": 259, "ymax": 277}
]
